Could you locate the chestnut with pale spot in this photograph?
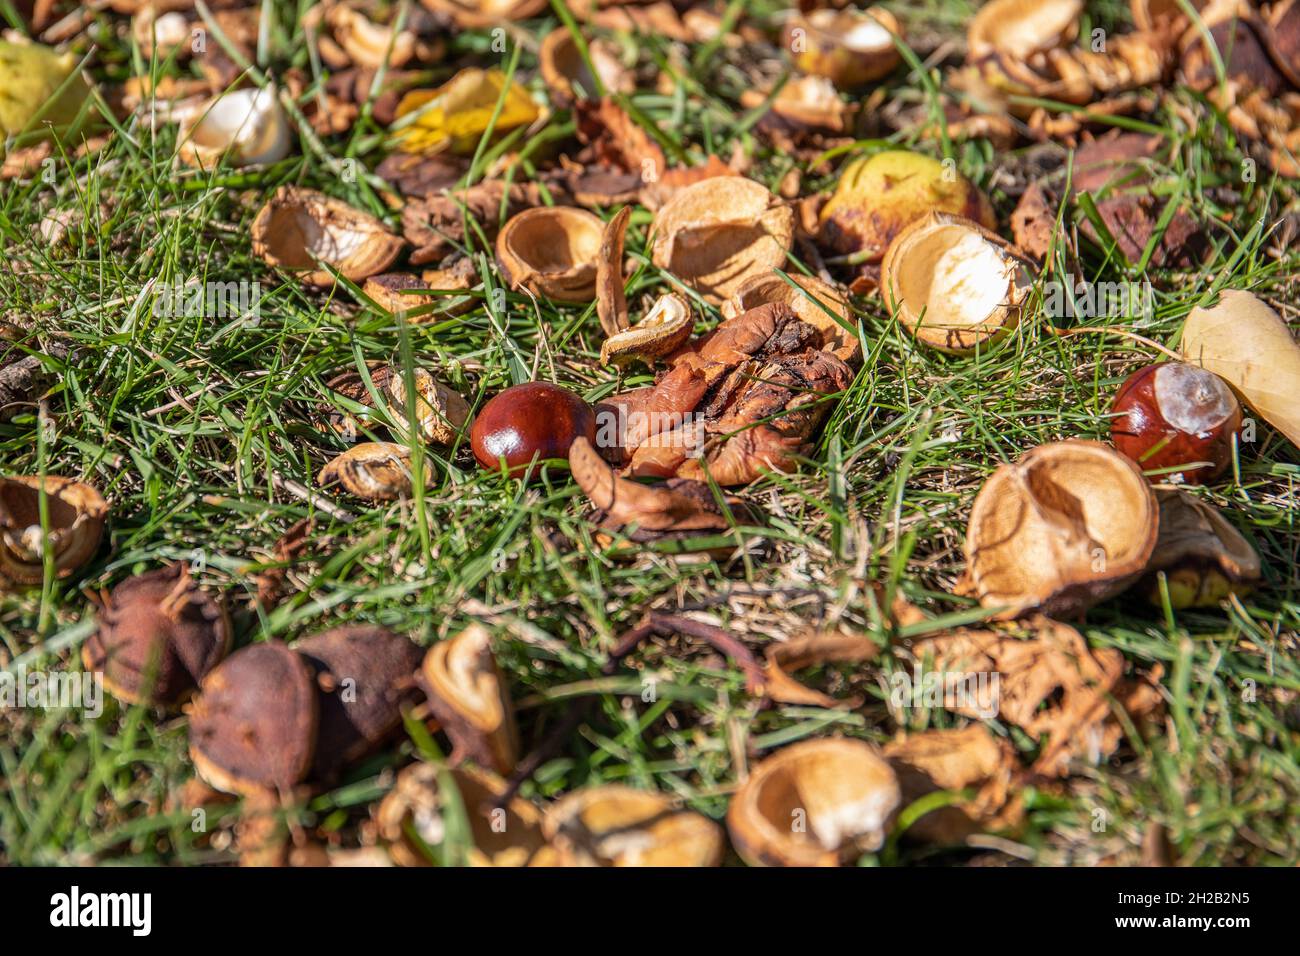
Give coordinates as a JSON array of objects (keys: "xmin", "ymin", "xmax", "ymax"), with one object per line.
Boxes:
[
  {"xmin": 470, "ymin": 382, "xmax": 596, "ymax": 478},
  {"xmin": 1110, "ymin": 362, "xmax": 1243, "ymax": 484}
]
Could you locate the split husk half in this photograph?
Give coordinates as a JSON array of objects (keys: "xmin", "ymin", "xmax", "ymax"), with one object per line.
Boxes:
[
  {"xmin": 727, "ymin": 738, "xmax": 901, "ymax": 867},
  {"xmin": 376, "ymin": 761, "xmax": 554, "ymax": 866},
  {"xmin": 1180, "ymin": 289, "xmax": 1300, "ymax": 447},
  {"xmin": 721, "ymin": 272, "xmax": 859, "ymax": 364},
  {"xmin": 968, "ymin": 0, "xmax": 1083, "ymax": 61},
  {"xmin": 317, "ymin": 441, "xmax": 431, "ymax": 500},
  {"xmin": 600, "ymin": 292, "xmax": 694, "ymax": 366},
  {"xmin": 961, "ymin": 440, "xmax": 1159, "ymax": 618},
  {"xmin": 419, "ymin": 0, "xmax": 548, "ymax": 30},
  {"xmin": 785, "ymin": 6, "xmax": 903, "ymax": 89},
  {"xmin": 496, "ymin": 206, "xmax": 604, "ymax": 302},
  {"xmin": 0, "ymin": 475, "xmax": 107, "ymax": 587},
  {"xmin": 881, "ymin": 212, "xmax": 1031, "ymax": 353},
  {"xmin": 539, "ymin": 27, "xmax": 632, "ymax": 102},
  {"xmin": 178, "ymin": 87, "xmax": 292, "ymax": 169},
  {"xmin": 251, "ymin": 186, "xmax": 404, "ymax": 287},
  {"xmin": 650, "ymin": 177, "xmax": 794, "ymax": 304},
  {"xmin": 1142, "ymin": 489, "xmax": 1261, "ymax": 608},
  {"xmin": 420, "ymin": 625, "xmax": 519, "ymax": 776},
  {"xmin": 542, "ymin": 785, "xmax": 724, "ymax": 866}
]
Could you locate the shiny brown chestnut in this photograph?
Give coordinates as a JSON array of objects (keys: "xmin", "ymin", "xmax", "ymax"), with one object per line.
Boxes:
[
  {"xmin": 470, "ymin": 382, "xmax": 596, "ymax": 478},
  {"xmin": 1110, "ymin": 362, "xmax": 1242, "ymax": 484}
]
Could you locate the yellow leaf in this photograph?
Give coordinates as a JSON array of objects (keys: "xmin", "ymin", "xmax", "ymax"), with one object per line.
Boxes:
[{"xmin": 390, "ymin": 68, "xmax": 540, "ymax": 156}]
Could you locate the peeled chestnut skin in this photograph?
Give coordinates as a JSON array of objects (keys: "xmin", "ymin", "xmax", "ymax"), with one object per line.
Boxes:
[
  {"xmin": 470, "ymin": 382, "xmax": 596, "ymax": 477},
  {"xmin": 1111, "ymin": 362, "xmax": 1242, "ymax": 484}
]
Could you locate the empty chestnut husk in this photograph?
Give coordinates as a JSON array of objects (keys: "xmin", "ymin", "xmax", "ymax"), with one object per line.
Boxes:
[
  {"xmin": 1111, "ymin": 362, "xmax": 1242, "ymax": 484},
  {"xmin": 470, "ymin": 382, "xmax": 596, "ymax": 477},
  {"xmin": 83, "ymin": 563, "xmax": 231, "ymax": 707}
]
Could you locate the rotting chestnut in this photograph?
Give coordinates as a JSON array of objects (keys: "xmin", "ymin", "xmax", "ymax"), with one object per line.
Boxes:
[
  {"xmin": 295, "ymin": 625, "xmax": 423, "ymax": 781},
  {"xmin": 1111, "ymin": 362, "xmax": 1242, "ymax": 484},
  {"xmin": 470, "ymin": 382, "xmax": 596, "ymax": 478},
  {"xmin": 188, "ymin": 642, "xmax": 318, "ymax": 795},
  {"xmin": 83, "ymin": 563, "xmax": 230, "ymax": 707}
]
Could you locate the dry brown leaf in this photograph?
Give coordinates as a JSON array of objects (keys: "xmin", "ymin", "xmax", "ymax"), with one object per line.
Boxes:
[
  {"xmin": 1180, "ymin": 289, "xmax": 1300, "ymax": 447},
  {"xmin": 905, "ymin": 617, "xmax": 1157, "ymax": 777}
]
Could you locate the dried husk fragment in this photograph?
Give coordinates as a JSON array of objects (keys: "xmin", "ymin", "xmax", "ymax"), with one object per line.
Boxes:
[
  {"xmin": 1132, "ymin": 0, "xmax": 1201, "ymax": 31},
  {"xmin": 539, "ymin": 27, "xmax": 631, "ymax": 103},
  {"xmin": 762, "ymin": 629, "xmax": 882, "ymax": 708},
  {"xmin": 784, "ymin": 6, "xmax": 903, "ymax": 89},
  {"xmin": 420, "ymin": 625, "xmax": 519, "ymax": 776},
  {"xmin": 968, "ymin": 0, "xmax": 1082, "ymax": 61},
  {"xmin": 177, "ymin": 86, "xmax": 292, "ymax": 169},
  {"xmin": 251, "ymin": 186, "xmax": 404, "ymax": 287},
  {"xmin": 375, "ymin": 761, "xmax": 554, "ymax": 866},
  {"xmin": 83, "ymin": 564, "xmax": 230, "ymax": 707},
  {"xmin": 721, "ymin": 272, "xmax": 858, "ymax": 365},
  {"xmin": 961, "ymin": 440, "xmax": 1159, "ymax": 618},
  {"xmin": 189, "ymin": 642, "xmax": 319, "ymax": 795},
  {"xmin": 1142, "ymin": 489, "xmax": 1261, "ymax": 608},
  {"xmin": 542, "ymin": 785, "xmax": 724, "ymax": 867},
  {"xmin": 1179, "ymin": 290, "xmax": 1300, "ymax": 447},
  {"xmin": 295, "ymin": 625, "xmax": 423, "ymax": 779},
  {"xmin": 569, "ymin": 435, "xmax": 761, "ymax": 556},
  {"xmin": 362, "ymin": 272, "xmax": 436, "ymax": 314},
  {"xmin": 740, "ymin": 75, "xmax": 853, "ymax": 135},
  {"xmin": 880, "ymin": 212, "xmax": 1031, "ymax": 354},
  {"xmin": 321, "ymin": 2, "xmax": 419, "ymax": 70},
  {"xmin": 601, "ymin": 292, "xmax": 693, "ymax": 367},
  {"xmin": 596, "ymin": 205, "xmax": 631, "ymax": 337},
  {"xmin": 317, "ymin": 441, "xmax": 431, "ymax": 500},
  {"xmin": 650, "ymin": 177, "xmax": 794, "ymax": 305},
  {"xmin": 883, "ymin": 725, "xmax": 1021, "ymax": 844},
  {"xmin": 496, "ymin": 206, "xmax": 604, "ymax": 303},
  {"xmin": 419, "ymin": 0, "xmax": 548, "ymax": 30},
  {"xmin": 818, "ymin": 151, "xmax": 996, "ymax": 261},
  {"xmin": 391, "ymin": 67, "xmax": 540, "ymax": 156},
  {"xmin": 0, "ymin": 476, "xmax": 107, "ymax": 587},
  {"xmin": 133, "ymin": 8, "xmax": 192, "ymax": 59},
  {"xmin": 384, "ymin": 367, "xmax": 470, "ymax": 445},
  {"xmin": 727, "ymin": 738, "xmax": 901, "ymax": 867}
]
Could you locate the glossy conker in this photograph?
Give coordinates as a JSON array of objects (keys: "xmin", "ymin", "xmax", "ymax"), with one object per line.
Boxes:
[
  {"xmin": 1110, "ymin": 362, "xmax": 1242, "ymax": 484},
  {"xmin": 470, "ymin": 382, "xmax": 596, "ymax": 477}
]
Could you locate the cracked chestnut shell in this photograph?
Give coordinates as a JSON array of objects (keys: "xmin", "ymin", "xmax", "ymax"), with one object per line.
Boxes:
[
  {"xmin": 189, "ymin": 642, "xmax": 318, "ymax": 795},
  {"xmin": 296, "ymin": 625, "xmax": 423, "ymax": 780},
  {"xmin": 1111, "ymin": 362, "xmax": 1242, "ymax": 484},
  {"xmin": 470, "ymin": 382, "xmax": 596, "ymax": 477},
  {"xmin": 83, "ymin": 564, "xmax": 231, "ymax": 707}
]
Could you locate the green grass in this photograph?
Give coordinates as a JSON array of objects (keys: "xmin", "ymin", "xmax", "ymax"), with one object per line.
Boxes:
[{"xmin": 1, "ymin": 0, "xmax": 1297, "ymax": 866}]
